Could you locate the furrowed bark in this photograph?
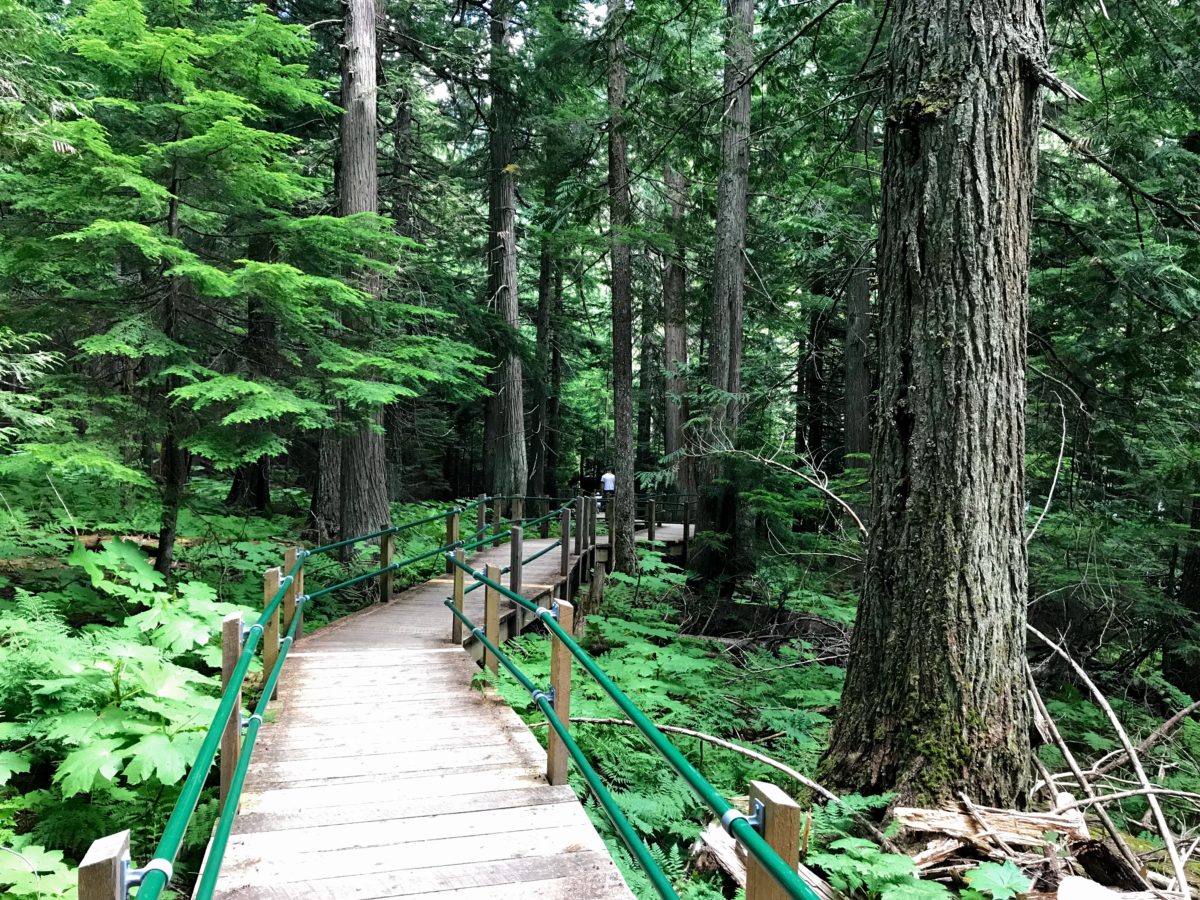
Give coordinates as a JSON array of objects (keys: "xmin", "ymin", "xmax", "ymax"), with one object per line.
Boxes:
[
  {"xmin": 486, "ymin": 0, "xmax": 528, "ymax": 511},
  {"xmin": 822, "ymin": 0, "xmax": 1044, "ymax": 806},
  {"xmin": 694, "ymin": 0, "xmax": 754, "ymax": 582},
  {"xmin": 608, "ymin": 0, "xmax": 637, "ymax": 573},
  {"xmin": 337, "ymin": 0, "xmax": 390, "ymax": 549}
]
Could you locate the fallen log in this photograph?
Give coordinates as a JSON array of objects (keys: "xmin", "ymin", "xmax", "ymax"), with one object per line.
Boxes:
[
  {"xmin": 690, "ymin": 820, "xmax": 841, "ymax": 900},
  {"xmin": 892, "ymin": 797, "xmax": 1089, "ymax": 849}
]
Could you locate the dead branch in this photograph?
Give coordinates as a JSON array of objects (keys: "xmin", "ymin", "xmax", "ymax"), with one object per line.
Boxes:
[
  {"xmin": 1090, "ymin": 700, "xmax": 1200, "ymax": 780},
  {"xmin": 1028, "ymin": 625, "xmax": 1192, "ymax": 900},
  {"xmin": 1053, "ymin": 789, "xmax": 1200, "ymax": 813},
  {"xmin": 1027, "ymin": 393, "xmax": 1068, "ymax": 545},
  {"xmin": 1025, "ymin": 663, "xmax": 1155, "ymax": 890}
]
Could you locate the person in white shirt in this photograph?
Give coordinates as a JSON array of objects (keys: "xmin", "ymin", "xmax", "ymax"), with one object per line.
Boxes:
[{"xmin": 600, "ymin": 470, "xmax": 616, "ymax": 510}]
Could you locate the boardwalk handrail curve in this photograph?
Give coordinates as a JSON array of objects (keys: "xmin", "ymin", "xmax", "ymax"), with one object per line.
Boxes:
[
  {"xmin": 442, "ymin": 598, "xmax": 678, "ymax": 899},
  {"xmin": 129, "ymin": 495, "xmax": 536, "ymax": 900},
  {"xmin": 446, "ymin": 557, "xmax": 821, "ymax": 900}
]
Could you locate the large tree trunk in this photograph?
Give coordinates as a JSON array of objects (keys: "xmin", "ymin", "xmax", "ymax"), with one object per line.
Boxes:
[
  {"xmin": 662, "ymin": 165, "xmax": 695, "ymax": 497},
  {"xmin": 155, "ymin": 172, "xmax": 187, "ymax": 576},
  {"xmin": 227, "ymin": 235, "xmax": 277, "ymax": 513},
  {"xmin": 530, "ymin": 172, "xmax": 562, "ymax": 504},
  {"xmin": 486, "ymin": 0, "xmax": 528, "ymax": 513},
  {"xmin": 337, "ymin": 0, "xmax": 390, "ymax": 548},
  {"xmin": 1163, "ymin": 496, "xmax": 1200, "ymax": 696},
  {"xmin": 636, "ymin": 290, "xmax": 655, "ymax": 472},
  {"xmin": 308, "ymin": 429, "xmax": 341, "ymax": 545},
  {"xmin": 608, "ymin": 0, "xmax": 637, "ymax": 574},
  {"xmin": 821, "ymin": 0, "xmax": 1044, "ymax": 806},
  {"xmin": 694, "ymin": 0, "xmax": 753, "ymax": 581},
  {"xmin": 844, "ymin": 110, "xmax": 873, "ymax": 468},
  {"xmin": 547, "ymin": 265, "xmax": 564, "ymax": 501}
]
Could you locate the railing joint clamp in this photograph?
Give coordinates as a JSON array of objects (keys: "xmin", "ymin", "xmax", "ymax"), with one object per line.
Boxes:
[
  {"xmin": 123, "ymin": 857, "xmax": 173, "ymax": 895},
  {"xmin": 720, "ymin": 799, "xmax": 765, "ymax": 836},
  {"xmin": 531, "ymin": 687, "xmax": 556, "ymax": 705}
]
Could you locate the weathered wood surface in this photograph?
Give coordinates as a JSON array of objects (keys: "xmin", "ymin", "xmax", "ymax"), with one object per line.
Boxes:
[{"xmin": 209, "ymin": 537, "xmax": 633, "ymax": 899}]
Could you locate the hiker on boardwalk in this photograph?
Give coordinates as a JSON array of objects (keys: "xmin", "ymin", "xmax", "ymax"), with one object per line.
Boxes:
[{"xmin": 600, "ymin": 469, "xmax": 616, "ymax": 511}]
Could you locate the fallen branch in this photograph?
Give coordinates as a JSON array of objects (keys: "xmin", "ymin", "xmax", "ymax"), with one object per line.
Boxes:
[
  {"xmin": 1090, "ymin": 700, "xmax": 1200, "ymax": 780},
  {"xmin": 1028, "ymin": 625, "xmax": 1192, "ymax": 900},
  {"xmin": 1053, "ymin": 788, "xmax": 1200, "ymax": 813},
  {"xmin": 1025, "ymin": 663, "xmax": 1154, "ymax": 890}
]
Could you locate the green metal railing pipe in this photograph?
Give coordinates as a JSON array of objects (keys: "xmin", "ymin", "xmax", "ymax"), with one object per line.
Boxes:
[
  {"xmin": 194, "ymin": 602, "xmax": 306, "ymax": 900},
  {"xmin": 522, "ymin": 539, "xmax": 561, "ymax": 566},
  {"xmin": 134, "ymin": 623, "xmax": 266, "ymax": 900},
  {"xmin": 303, "ymin": 563, "xmax": 393, "ymax": 602},
  {"xmin": 447, "ymin": 559, "xmax": 820, "ymax": 900},
  {"xmin": 463, "ymin": 563, "xmax": 510, "ymax": 596},
  {"xmin": 460, "ymin": 529, "xmax": 511, "ymax": 553},
  {"xmin": 389, "ymin": 508, "xmax": 460, "ymax": 534},
  {"xmin": 307, "ymin": 525, "xmax": 396, "ymax": 557},
  {"xmin": 442, "ymin": 600, "xmax": 676, "ymax": 899}
]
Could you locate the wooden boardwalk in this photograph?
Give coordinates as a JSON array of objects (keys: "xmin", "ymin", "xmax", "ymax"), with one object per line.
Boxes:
[
  {"xmin": 209, "ymin": 523, "xmax": 694, "ymax": 899},
  {"xmin": 211, "ymin": 536, "xmax": 633, "ymax": 900}
]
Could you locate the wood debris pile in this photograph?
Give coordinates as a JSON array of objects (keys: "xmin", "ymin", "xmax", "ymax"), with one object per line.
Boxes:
[{"xmin": 691, "ymin": 788, "xmax": 1198, "ymax": 900}]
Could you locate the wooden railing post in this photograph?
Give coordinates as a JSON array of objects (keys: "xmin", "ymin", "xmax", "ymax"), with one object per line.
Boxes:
[
  {"xmin": 78, "ymin": 830, "xmax": 130, "ymax": 900},
  {"xmin": 510, "ymin": 525, "xmax": 523, "ymax": 598},
  {"xmin": 283, "ymin": 547, "xmax": 303, "ymax": 642},
  {"xmin": 380, "ymin": 531, "xmax": 394, "ymax": 602},
  {"xmin": 546, "ymin": 599, "xmax": 574, "ymax": 785},
  {"xmin": 745, "ymin": 781, "xmax": 802, "ymax": 900},
  {"xmin": 559, "ymin": 508, "xmax": 571, "ymax": 599},
  {"xmin": 445, "ymin": 509, "xmax": 460, "ymax": 573},
  {"xmin": 540, "ymin": 497, "xmax": 551, "ymax": 538},
  {"xmin": 588, "ymin": 494, "xmax": 597, "ymax": 554},
  {"xmin": 451, "ymin": 548, "xmax": 466, "ymax": 644},
  {"xmin": 476, "ymin": 493, "xmax": 487, "ymax": 538},
  {"xmin": 484, "ymin": 563, "xmax": 502, "ymax": 674},
  {"xmin": 513, "ymin": 496, "xmax": 525, "ymax": 526},
  {"xmin": 647, "ymin": 500, "xmax": 657, "ymax": 543},
  {"xmin": 262, "ymin": 567, "xmax": 281, "ymax": 699},
  {"xmin": 220, "ymin": 613, "xmax": 242, "ymax": 813},
  {"xmin": 682, "ymin": 501, "xmax": 691, "ymax": 563},
  {"xmin": 574, "ymin": 496, "xmax": 584, "ymax": 556}
]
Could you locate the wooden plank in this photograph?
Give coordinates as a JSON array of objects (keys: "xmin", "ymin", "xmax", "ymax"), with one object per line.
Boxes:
[
  {"xmin": 213, "ymin": 851, "xmax": 625, "ymax": 900},
  {"xmin": 233, "ymin": 786, "xmax": 578, "ymax": 833},
  {"xmin": 217, "ymin": 824, "xmax": 607, "ymax": 883},
  {"xmin": 238, "ymin": 767, "xmax": 561, "ymax": 814},
  {"xmin": 244, "ymin": 745, "xmax": 543, "ymax": 787},
  {"xmin": 224, "ymin": 802, "xmax": 588, "ymax": 859}
]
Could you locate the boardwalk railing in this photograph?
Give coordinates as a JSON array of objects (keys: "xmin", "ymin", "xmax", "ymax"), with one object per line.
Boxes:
[
  {"xmin": 443, "ymin": 555, "xmax": 818, "ymax": 900},
  {"xmin": 77, "ymin": 493, "xmax": 809, "ymax": 900}
]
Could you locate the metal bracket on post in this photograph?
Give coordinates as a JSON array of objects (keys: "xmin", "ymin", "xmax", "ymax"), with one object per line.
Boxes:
[
  {"xmin": 747, "ymin": 797, "xmax": 766, "ymax": 832},
  {"xmin": 121, "ymin": 858, "xmax": 173, "ymax": 897},
  {"xmin": 531, "ymin": 686, "xmax": 557, "ymax": 706}
]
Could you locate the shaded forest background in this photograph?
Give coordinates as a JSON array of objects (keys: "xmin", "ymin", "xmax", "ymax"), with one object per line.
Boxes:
[{"xmin": 1, "ymin": 0, "xmax": 1200, "ymax": 894}]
